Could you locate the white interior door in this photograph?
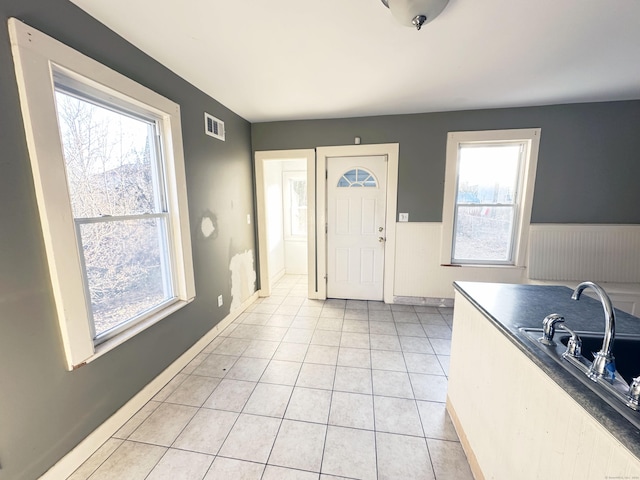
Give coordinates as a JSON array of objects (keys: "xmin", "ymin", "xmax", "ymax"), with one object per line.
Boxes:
[{"xmin": 327, "ymin": 155, "xmax": 387, "ymax": 300}]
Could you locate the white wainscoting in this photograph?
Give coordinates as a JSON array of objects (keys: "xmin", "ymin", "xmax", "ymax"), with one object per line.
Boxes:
[
  {"xmin": 393, "ymin": 223, "xmax": 440, "ymax": 298},
  {"xmin": 393, "ymin": 222, "xmax": 640, "ymax": 310},
  {"xmin": 393, "ymin": 222, "xmax": 527, "ymax": 300},
  {"xmin": 528, "ymin": 224, "xmax": 640, "ymax": 282},
  {"xmin": 527, "ymin": 224, "xmax": 640, "ymax": 315}
]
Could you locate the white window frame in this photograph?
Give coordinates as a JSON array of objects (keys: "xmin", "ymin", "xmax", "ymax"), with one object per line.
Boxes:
[
  {"xmin": 9, "ymin": 18, "xmax": 195, "ymax": 370},
  {"xmin": 282, "ymin": 171, "xmax": 307, "ymax": 241},
  {"xmin": 440, "ymin": 128, "xmax": 541, "ymax": 267}
]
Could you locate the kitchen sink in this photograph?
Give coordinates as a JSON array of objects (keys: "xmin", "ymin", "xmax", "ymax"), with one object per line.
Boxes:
[
  {"xmin": 520, "ymin": 327, "xmax": 640, "ymax": 429},
  {"xmin": 557, "ymin": 333, "xmax": 640, "ymax": 385}
]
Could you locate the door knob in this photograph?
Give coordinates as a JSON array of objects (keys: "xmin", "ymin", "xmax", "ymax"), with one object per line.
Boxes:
[{"xmin": 379, "ymin": 237, "xmax": 386, "ymax": 243}]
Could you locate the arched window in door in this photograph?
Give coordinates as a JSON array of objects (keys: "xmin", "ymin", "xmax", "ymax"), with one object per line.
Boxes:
[{"xmin": 337, "ymin": 168, "xmax": 377, "ymax": 187}]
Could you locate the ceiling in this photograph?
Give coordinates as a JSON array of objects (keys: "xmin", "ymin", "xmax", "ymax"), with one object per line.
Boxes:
[{"xmin": 69, "ymin": 0, "xmax": 640, "ymax": 123}]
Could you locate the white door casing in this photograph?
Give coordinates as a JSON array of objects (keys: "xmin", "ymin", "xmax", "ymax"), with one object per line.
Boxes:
[
  {"xmin": 316, "ymin": 144, "xmax": 399, "ymax": 303},
  {"xmin": 255, "ymin": 144, "xmax": 398, "ymax": 303},
  {"xmin": 255, "ymin": 149, "xmax": 316, "ymax": 298},
  {"xmin": 327, "ymin": 156, "xmax": 387, "ymax": 300}
]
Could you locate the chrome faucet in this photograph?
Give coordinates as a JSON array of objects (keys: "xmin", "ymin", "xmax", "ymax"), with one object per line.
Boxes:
[
  {"xmin": 571, "ymin": 281, "xmax": 616, "ymax": 381},
  {"xmin": 539, "ymin": 313, "xmax": 582, "ymax": 357},
  {"xmin": 628, "ymin": 377, "xmax": 640, "ymax": 410},
  {"xmin": 540, "ymin": 313, "xmax": 564, "ymax": 345}
]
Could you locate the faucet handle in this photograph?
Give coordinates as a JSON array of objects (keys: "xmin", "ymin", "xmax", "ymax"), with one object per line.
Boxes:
[
  {"xmin": 540, "ymin": 314, "xmax": 564, "ymax": 345},
  {"xmin": 558, "ymin": 324, "xmax": 582, "ymax": 358},
  {"xmin": 626, "ymin": 376, "xmax": 640, "ymax": 411}
]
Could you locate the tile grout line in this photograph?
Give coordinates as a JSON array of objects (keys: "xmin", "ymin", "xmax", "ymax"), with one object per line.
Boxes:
[
  {"xmin": 367, "ymin": 310, "xmax": 381, "ymax": 480},
  {"xmin": 74, "ymin": 277, "xmax": 467, "ymax": 479},
  {"xmin": 317, "ymin": 345, "xmax": 337, "ymax": 478},
  {"xmin": 254, "ymin": 288, "xmax": 323, "ymax": 478},
  {"xmin": 175, "ymin": 310, "xmax": 273, "ymax": 479},
  {"xmin": 258, "ymin": 313, "xmax": 304, "ymax": 476}
]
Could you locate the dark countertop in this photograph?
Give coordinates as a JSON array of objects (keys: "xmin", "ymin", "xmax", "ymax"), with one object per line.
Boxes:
[{"xmin": 453, "ymin": 281, "xmax": 640, "ymax": 459}]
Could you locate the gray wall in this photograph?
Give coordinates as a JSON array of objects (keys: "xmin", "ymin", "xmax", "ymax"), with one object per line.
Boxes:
[
  {"xmin": 0, "ymin": 1, "xmax": 255, "ymax": 479},
  {"xmin": 1, "ymin": 2, "xmax": 639, "ymax": 479},
  {"xmin": 252, "ymin": 101, "xmax": 640, "ymax": 224}
]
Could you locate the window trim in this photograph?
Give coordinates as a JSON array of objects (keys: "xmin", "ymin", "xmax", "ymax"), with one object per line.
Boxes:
[
  {"xmin": 440, "ymin": 128, "xmax": 541, "ymax": 267},
  {"xmin": 9, "ymin": 18, "xmax": 195, "ymax": 370},
  {"xmin": 282, "ymin": 170, "xmax": 307, "ymax": 241}
]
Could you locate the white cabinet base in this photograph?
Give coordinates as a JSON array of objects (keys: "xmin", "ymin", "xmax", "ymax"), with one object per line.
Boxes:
[{"xmin": 447, "ymin": 292, "xmax": 640, "ymax": 480}]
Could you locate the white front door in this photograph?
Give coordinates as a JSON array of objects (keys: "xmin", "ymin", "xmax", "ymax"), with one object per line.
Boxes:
[{"xmin": 326, "ymin": 155, "xmax": 387, "ymax": 300}]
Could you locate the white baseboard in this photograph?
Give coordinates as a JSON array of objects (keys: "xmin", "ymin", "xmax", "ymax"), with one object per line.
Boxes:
[
  {"xmin": 39, "ymin": 291, "xmax": 259, "ymax": 480},
  {"xmin": 393, "ymin": 295, "xmax": 454, "ymax": 307},
  {"xmin": 270, "ymin": 268, "xmax": 286, "ymax": 285}
]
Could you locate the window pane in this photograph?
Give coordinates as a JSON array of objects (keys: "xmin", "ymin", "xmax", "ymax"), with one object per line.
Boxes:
[
  {"xmin": 79, "ymin": 217, "xmax": 173, "ymax": 338},
  {"xmin": 337, "ymin": 168, "xmax": 377, "ymax": 188},
  {"xmin": 356, "ymin": 169, "xmax": 369, "ymax": 183},
  {"xmin": 363, "ymin": 177, "xmax": 376, "ymax": 187},
  {"xmin": 55, "ymin": 91, "xmax": 161, "ymax": 218},
  {"xmin": 453, "ymin": 206, "xmax": 515, "ymax": 262},
  {"xmin": 289, "ymin": 178, "xmax": 307, "ymax": 237},
  {"xmin": 344, "ymin": 169, "xmax": 358, "ymax": 183},
  {"xmin": 457, "ymin": 144, "xmax": 521, "ymax": 205}
]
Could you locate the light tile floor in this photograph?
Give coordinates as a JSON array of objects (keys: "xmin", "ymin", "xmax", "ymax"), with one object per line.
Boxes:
[{"xmin": 69, "ymin": 275, "xmax": 474, "ymax": 480}]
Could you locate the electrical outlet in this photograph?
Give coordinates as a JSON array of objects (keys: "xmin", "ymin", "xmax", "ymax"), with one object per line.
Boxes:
[
  {"xmin": 217, "ymin": 295, "xmax": 223, "ymax": 307},
  {"xmin": 399, "ymin": 213, "xmax": 409, "ymax": 222}
]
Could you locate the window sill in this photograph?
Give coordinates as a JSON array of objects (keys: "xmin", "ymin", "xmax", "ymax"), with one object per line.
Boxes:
[
  {"xmin": 440, "ymin": 263, "xmax": 526, "ymax": 270},
  {"xmin": 73, "ymin": 298, "xmax": 194, "ymax": 370}
]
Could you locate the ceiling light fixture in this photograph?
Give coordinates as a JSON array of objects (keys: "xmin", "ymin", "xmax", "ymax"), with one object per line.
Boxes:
[{"xmin": 380, "ymin": 0, "xmax": 449, "ymax": 31}]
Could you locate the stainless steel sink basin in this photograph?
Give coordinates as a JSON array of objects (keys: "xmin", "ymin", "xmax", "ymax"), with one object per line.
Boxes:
[
  {"xmin": 520, "ymin": 327, "xmax": 640, "ymax": 429},
  {"xmin": 557, "ymin": 333, "xmax": 640, "ymax": 385}
]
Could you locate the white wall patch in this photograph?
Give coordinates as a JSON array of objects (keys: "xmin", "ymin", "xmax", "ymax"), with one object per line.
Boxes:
[{"xmin": 229, "ymin": 250, "xmax": 256, "ymax": 311}]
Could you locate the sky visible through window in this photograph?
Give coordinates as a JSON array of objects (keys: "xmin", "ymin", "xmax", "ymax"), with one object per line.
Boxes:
[
  {"xmin": 55, "ymin": 90, "xmax": 171, "ymax": 339},
  {"xmin": 453, "ymin": 143, "xmax": 521, "ymax": 263}
]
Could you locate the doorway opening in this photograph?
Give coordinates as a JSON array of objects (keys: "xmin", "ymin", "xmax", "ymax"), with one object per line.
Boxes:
[
  {"xmin": 255, "ymin": 144, "xmax": 398, "ymax": 302},
  {"xmin": 316, "ymin": 144, "xmax": 399, "ymax": 303},
  {"xmin": 255, "ymin": 150, "xmax": 316, "ymax": 298}
]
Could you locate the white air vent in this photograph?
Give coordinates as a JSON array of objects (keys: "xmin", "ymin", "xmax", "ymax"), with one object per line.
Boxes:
[{"xmin": 204, "ymin": 112, "xmax": 225, "ymax": 141}]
